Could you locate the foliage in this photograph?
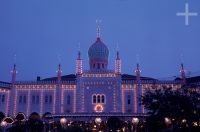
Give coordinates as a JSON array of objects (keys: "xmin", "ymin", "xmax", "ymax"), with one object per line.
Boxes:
[{"xmin": 141, "ymin": 86, "xmax": 200, "ymax": 131}]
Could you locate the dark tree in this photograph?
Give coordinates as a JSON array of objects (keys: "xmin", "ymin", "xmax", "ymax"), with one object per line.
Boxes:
[
  {"xmin": 107, "ymin": 117, "xmax": 123, "ymax": 131},
  {"xmin": 26, "ymin": 112, "xmax": 44, "ymax": 132},
  {"xmin": 0, "ymin": 112, "xmax": 5, "ymax": 122},
  {"xmin": 141, "ymin": 86, "xmax": 200, "ymax": 131}
]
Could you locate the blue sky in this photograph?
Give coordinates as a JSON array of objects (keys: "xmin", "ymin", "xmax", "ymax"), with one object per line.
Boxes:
[{"xmin": 0, "ymin": 0, "xmax": 200, "ymax": 82}]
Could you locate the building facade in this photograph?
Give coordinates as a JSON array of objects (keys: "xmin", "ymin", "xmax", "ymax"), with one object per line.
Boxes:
[{"xmin": 0, "ymin": 28, "xmax": 197, "ymax": 117}]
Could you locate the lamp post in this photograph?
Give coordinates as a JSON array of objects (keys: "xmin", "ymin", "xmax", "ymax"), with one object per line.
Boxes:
[
  {"xmin": 164, "ymin": 117, "xmax": 172, "ymax": 130},
  {"xmin": 0, "ymin": 121, "xmax": 7, "ymax": 132},
  {"xmin": 60, "ymin": 117, "xmax": 67, "ymax": 129},
  {"xmin": 132, "ymin": 117, "xmax": 139, "ymax": 132},
  {"xmin": 95, "ymin": 117, "xmax": 102, "ymax": 131}
]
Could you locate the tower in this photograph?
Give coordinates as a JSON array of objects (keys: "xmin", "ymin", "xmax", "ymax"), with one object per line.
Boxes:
[
  {"xmin": 135, "ymin": 63, "xmax": 144, "ymax": 113},
  {"xmin": 11, "ymin": 64, "xmax": 17, "ymax": 85},
  {"xmin": 88, "ymin": 21, "xmax": 109, "ymax": 71},
  {"xmin": 115, "ymin": 51, "xmax": 121, "ymax": 74},
  {"xmin": 76, "ymin": 51, "xmax": 83, "ymax": 74},
  {"xmin": 180, "ymin": 63, "xmax": 186, "ymax": 85},
  {"xmin": 135, "ymin": 63, "xmax": 141, "ymax": 84},
  {"xmin": 57, "ymin": 64, "xmax": 62, "ymax": 82}
]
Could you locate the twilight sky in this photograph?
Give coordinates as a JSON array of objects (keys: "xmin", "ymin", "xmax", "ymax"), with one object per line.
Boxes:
[{"xmin": 0, "ymin": 0, "xmax": 200, "ymax": 82}]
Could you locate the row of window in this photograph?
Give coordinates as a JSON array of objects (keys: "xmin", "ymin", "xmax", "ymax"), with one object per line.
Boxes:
[
  {"xmin": 92, "ymin": 94, "xmax": 105, "ymax": 104},
  {"xmin": 0, "ymin": 94, "xmax": 5, "ymax": 103},
  {"xmin": 18, "ymin": 95, "xmax": 52, "ymax": 104},
  {"xmin": 18, "ymin": 95, "xmax": 71, "ymax": 105}
]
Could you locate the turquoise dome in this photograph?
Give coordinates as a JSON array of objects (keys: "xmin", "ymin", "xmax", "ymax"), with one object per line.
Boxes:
[{"xmin": 88, "ymin": 38, "xmax": 109, "ymax": 60}]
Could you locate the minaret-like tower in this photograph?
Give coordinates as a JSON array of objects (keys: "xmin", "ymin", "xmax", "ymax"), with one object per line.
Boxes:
[
  {"xmin": 135, "ymin": 63, "xmax": 144, "ymax": 113},
  {"xmin": 135, "ymin": 63, "xmax": 141, "ymax": 84},
  {"xmin": 180, "ymin": 63, "xmax": 186, "ymax": 85},
  {"xmin": 115, "ymin": 51, "xmax": 121, "ymax": 74},
  {"xmin": 57, "ymin": 64, "xmax": 62, "ymax": 82},
  {"xmin": 76, "ymin": 51, "xmax": 83, "ymax": 75},
  {"xmin": 11, "ymin": 64, "xmax": 17, "ymax": 85}
]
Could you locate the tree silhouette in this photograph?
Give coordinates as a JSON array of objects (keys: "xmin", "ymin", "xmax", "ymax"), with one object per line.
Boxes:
[{"xmin": 141, "ymin": 86, "xmax": 200, "ymax": 131}]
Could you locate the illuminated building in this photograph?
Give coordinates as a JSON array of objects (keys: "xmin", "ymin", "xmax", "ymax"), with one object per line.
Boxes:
[{"xmin": 0, "ymin": 25, "xmax": 199, "ymax": 117}]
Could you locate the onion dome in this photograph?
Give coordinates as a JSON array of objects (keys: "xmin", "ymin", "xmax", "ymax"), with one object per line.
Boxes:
[
  {"xmin": 88, "ymin": 38, "xmax": 109, "ymax": 60},
  {"xmin": 88, "ymin": 37, "xmax": 109, "ymax": 71}
]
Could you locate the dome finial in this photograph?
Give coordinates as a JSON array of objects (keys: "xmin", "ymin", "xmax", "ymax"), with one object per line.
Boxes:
[{"xmin": 96, "ymin": 19, "xmax": 101, "ymax": 39}]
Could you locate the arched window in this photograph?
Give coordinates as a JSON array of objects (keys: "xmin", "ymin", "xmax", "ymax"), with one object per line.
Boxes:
[
  {"xmin": 93, "ymin": 95, "xmax": 96, "ymax": 103},
  {"xmin": 101, "ymin": 95, "xmax": 105, "ymax": 103},
  {"xmin": 67, "ymin": 95, "xmax": 70, "ymax": 105},
  {"xmin": 127, "ymin": 95, "xmax": 131, "ymax": 105},
  {"xmin": 97, "ymin": 95, "xmax": 101, "ymax": 103}
]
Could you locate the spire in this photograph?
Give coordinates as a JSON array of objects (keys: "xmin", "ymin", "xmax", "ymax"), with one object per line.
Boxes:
[
  {"xmin": 11, "ymin": 64, "xmax": 17, "ymax": 84},
  {"xmin": 135, "ymin": 63, "xmax": 141, "ymax": 84},
  {"xmin": 57, "ymin": 64, "xmax": 62, "ymax": 82},
  {"xmin": 76, "ymin": 50, "xmax": 83, "ymax": 75},
  {"xmin": 180, "ymin": 63, "xmax": 186, "ymax": 85},
  {"xmin": 115, "ymin": 51, "xmax": 121, "ymax": 74},
  {"xmin": 96, "ymin": 19, "xmax": 101, "ymax": 40}
]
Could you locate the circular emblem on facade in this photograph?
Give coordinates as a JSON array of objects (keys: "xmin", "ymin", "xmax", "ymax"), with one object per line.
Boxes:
[{"xmin": 94, "ymin": 104, "xmax": 103, "ymax": 113}]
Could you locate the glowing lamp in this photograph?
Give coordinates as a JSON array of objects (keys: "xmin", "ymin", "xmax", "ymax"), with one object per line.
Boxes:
[{"xmin": 0, "ymin": 121, "xmax": 7, "ymax": 128}]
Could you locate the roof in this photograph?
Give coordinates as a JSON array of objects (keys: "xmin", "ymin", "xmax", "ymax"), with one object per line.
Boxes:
[
  {"xmin": 41, "ymin": 74, "xmax": 76, "ymax": 81},
  {"xmin": 186, "ymin": 76, "xmax": 200, "ymax": 84},
  {"xmin": 0, "ymin": 81, "xmax": 11, "ymax": 89},
  {"xmin": 121, "ymin": 74, "xmax": 157, "ymax": 81}
]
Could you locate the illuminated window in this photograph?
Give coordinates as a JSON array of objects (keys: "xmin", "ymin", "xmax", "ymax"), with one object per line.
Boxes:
[
  {"xmin": 67, "ymin": 95, "xmax": 70, "ymax": 105},
  {"xmin": 127, "ymin": 95, "xmax": 131, "ymax": 105}
]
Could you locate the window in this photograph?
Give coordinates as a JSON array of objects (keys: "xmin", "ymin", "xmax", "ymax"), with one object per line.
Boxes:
[
  {"xmin": 93, "ymin": 94, "xmax": 106, "ymax": 104},
  {"xmin": 49, "ymin": 95, "xmax": 52, "ymax": 104},
  {"xmin": 36, "ymin": 96, "xmax": 39, "ymax": 104},
  {"xmin": 101, "ymin": 95, "xmax": 105, "ymax": 103},
  {"xmin": 23, "ymin": 96, "xmax": 26, "ymax": 104},
  {"xmin": 19, "ymin": 96, "xmax": 22, "ymax": 104},
  {"xmin": 45, "ymin": 95, "xmax": 48, "ymax": 103},
  {"xmin": 127, "ymin": 95, "xmax": 131, "ymax": 105},
  {"xmin": 97, "ymin": 63, "xmax": 100, "ymax": 69},
  {"xmin": 32, "ymin": 96, "xmax": 35, "ymax": 104},
  {"xmin": 102, "ymin": 64, "xmax": 104, "ymax": 69},
  {"xmin": 97, "ymin": 95, "xmax": 101, "ymax": 103},
  {"xmin": 93, "ymin": 95, "xmax": 96, "ymax": 103},
  {"xmin": 67, "ymin": 95, "xmax": 70, "ymax": 105},
  {"xmin": 2, "ymin": 95, "xmax": 5, "ymax": 103}
]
